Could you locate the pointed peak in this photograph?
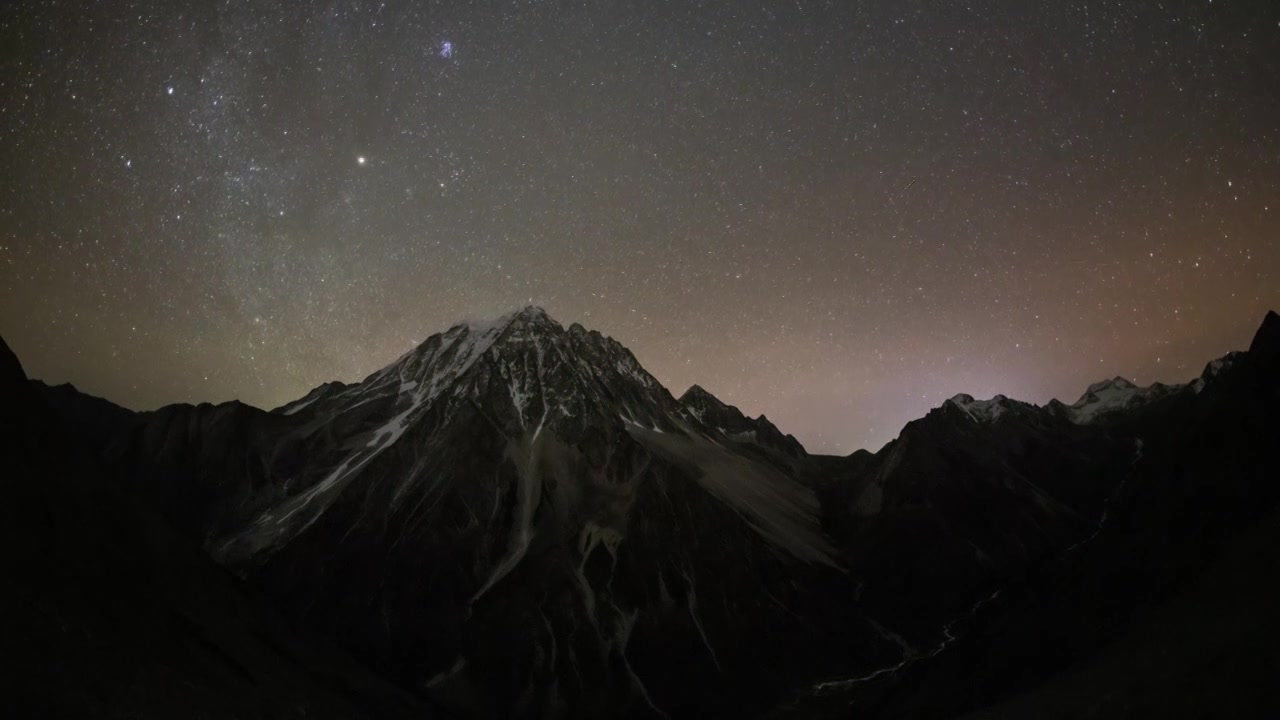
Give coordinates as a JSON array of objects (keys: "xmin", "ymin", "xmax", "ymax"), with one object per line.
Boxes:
[
  {"xmin": 1249, "ymin": 310, "xmax": 1280, "ymax": 357},
  {"xmin": 943, "ymin": 393, "xmax": 1022, "ymax": 423},
  {"xmin": 1082, "ymin": 376, "xmax": 1135, "ymax": 396},
  {"xmin": 498, "ymin": 305, "xmax": 560, "ymax": 332},
  {"xmin": 676, "ymin": 385, "xmax": 806, "ymax": 456},
  {"xmin": 487, "ymin": 304, "xmax": 553, "ymax": 325},
  {"xmin": 452, "ymin": 306, "xmax": 561, "ymax": 339},
  {"xmin": 513, "ymin": 304, "xmax": 551, "ymax": 320},
  {"xmin": 1067, "ymin": 374, "xmax": 1178, "ymax": 424},
  {"xmin": 679, "ymin": 384, "xmax": 718, "ymax": 404},
  {"xmin": 0, "ymin": 334, "xmax": 28, "ymax": 389},
  {"xmin": 945, "ymin": 393, "xmax": 1013, "ymax": 407},
  {"xmin": 678, "ymin": 384, "xmax": 743, "ymax": 422}
]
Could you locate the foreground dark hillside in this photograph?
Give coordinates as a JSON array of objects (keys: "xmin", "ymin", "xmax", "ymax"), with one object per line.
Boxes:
[
  {"xmin": 788, "ymin": 310, "xmax": 1280, "ymax": 718},
  {"xmin": 0, "ymin": 338, "xmax": 436, "ymax": 719}
]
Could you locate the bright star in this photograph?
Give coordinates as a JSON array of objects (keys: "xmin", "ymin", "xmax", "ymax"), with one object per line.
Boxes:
[{"xmin": 357, "ymin": 156, "xmax": 366, "ymax": 165}]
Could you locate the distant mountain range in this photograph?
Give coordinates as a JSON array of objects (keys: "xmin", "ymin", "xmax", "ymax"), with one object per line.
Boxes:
[{"xmin": 5, "ymin": 307, "xmax": 1279, "ymax": 719}]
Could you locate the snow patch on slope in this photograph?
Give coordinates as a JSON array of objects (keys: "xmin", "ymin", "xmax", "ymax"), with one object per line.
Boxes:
[
  {"xmin": 946, "ymin": 394, "xmax": 1013, "ymax": 423},
  {"xmin": 471, "ymin": 427, "xmax": 548, "ymax": 603},
  {"xmin": 217, "ymin": 352, "xmax": 439, "ymax": 562},
  {"xmin": 1068, "ymin": 377, "xmax": 1176, "ymax": 424},
  {"xmin": 279, "ymin": 393, "xmax": 320, "ymax": 416},
  {"xmin": 1064, "ymin": 350, "xmax": 1242, "ymax": 424}
]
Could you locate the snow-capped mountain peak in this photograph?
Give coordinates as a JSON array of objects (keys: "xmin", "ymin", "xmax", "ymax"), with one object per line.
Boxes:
[
  {"xmin": 945, "ymin": 393, "xmax": 1019, "ymax": 423},
  {"xmin": 1069, "ymin": 376, "xmax": 1176, "ymax": 424},
  {"xmin": 221, "ymin": 307, "xmax": 840, "ymax": 574}
]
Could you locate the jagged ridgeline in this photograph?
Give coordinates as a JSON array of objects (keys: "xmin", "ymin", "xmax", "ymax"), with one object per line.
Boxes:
[{"xmin": 10, "ymin": 309, "xmax": 1280, "ymax": 719}]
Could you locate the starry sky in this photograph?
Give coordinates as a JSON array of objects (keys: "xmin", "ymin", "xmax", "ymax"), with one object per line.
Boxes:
[{"xmin": 3, "ymin": 0, "xmax": 1278, "ymax": 454}]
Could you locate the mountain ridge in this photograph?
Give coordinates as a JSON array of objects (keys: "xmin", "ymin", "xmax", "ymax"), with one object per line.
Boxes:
[
  {"xmin": 28, "ymin": 305, "xmax": 1275, "ymax": 460},
  {"xmin": 238, "ymin": 305, "xmax": 1280, "ymax": 455}
]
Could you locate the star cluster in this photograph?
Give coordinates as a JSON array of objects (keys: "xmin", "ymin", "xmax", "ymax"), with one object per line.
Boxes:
[{"xmin": 3, "ymin": 0, "xmax": 1278, "ymax": 452}]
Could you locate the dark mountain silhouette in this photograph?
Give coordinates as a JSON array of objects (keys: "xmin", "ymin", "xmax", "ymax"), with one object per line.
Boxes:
[
  {"xmin": 10, "ymin": 308, "xmax": 1280, "ymax": 718},
  {"xmin": 0, "ymin": 336, "xmax": 433, "ymax": 719}
]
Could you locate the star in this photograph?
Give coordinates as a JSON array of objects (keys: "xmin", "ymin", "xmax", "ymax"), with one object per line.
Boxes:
[{"xmin": 4, "ymin": 0, "xmax": 1277, "ymax": 456}]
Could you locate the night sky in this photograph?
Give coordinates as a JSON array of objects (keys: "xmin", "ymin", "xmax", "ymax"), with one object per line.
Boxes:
[{"xmin": 3, "ymin": 1, "xmax": 1278, "ymax": 454}]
